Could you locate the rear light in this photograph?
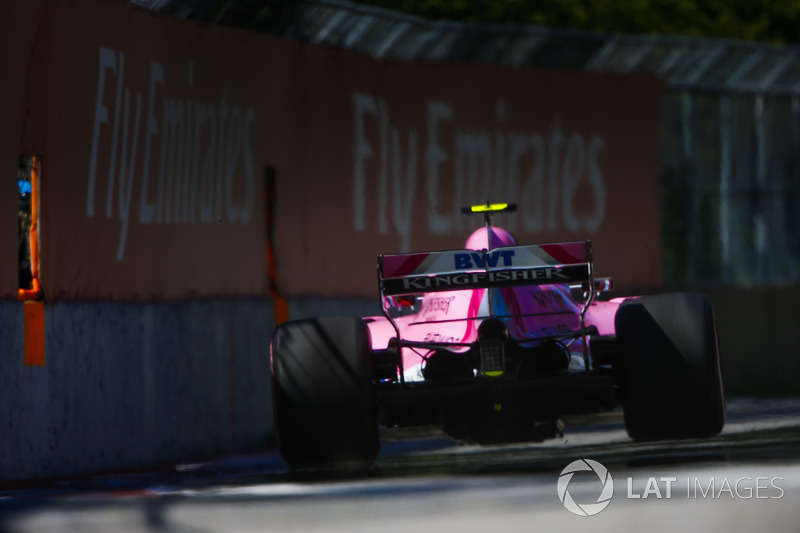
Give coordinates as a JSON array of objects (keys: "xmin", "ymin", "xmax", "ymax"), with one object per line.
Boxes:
[{"xmin": 480, "ymin": 338, "xmax": 505, "ymax": 377}]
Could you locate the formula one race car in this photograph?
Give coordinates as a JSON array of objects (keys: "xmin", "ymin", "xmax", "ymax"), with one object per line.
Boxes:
[{"xmin": 270, "ymin": 203, "xmax": 725, "ymax": 469}]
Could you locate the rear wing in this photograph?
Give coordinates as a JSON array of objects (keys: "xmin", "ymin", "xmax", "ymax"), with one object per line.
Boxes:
[
  {"xmin": 377, "ymin": 240, "xmax": 598, "ymax": 381},
  {"xmin": 378, "ymin": 241, "xmax": 593, "ymax": 297}
]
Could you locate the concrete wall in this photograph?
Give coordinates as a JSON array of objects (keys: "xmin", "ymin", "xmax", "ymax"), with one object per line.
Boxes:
[
  {"xmin": 0, "ymin": 299, "xmax": 273, "ymax": 481},
  {"xmin": 289, "ymin": 297, "xmax": 379, "ymax": 321},
  {"xmin": 705, "ymin": 286, "xmax": 800, "ymax": 397},
  {"xmin": 0, "ymin": 296, "xmax": 380, "ymax": 482}
]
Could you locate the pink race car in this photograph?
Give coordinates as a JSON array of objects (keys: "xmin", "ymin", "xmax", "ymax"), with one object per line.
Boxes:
[{"xmin": 271, "ymin": 204, "xmax": 725, "ymax": 469}]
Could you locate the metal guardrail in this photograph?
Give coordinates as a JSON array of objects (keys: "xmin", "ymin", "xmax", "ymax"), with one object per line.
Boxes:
[{"xmin": 132, "ymin": 0, "xmax": 800, "ymax": 286}]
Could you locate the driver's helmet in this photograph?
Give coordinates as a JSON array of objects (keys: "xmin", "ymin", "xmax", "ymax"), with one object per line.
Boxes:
[{"xmin": 464, "ymin": 226, "xmax": 516, "ymax": 251}]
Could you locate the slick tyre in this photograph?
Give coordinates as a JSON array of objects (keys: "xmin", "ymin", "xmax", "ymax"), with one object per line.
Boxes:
[
  {"xmin": 615, "ymin": 292, "xmax": 725, "ymax": 441},
  {"xmin": 270, "ymin": 316, "xmax": 379, "ymax": 469}
]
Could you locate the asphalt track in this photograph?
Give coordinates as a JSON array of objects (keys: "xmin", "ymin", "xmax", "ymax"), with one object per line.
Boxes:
[{"xmin": 1, "ymin": 396, "xmax": 799, "ymax": 532}]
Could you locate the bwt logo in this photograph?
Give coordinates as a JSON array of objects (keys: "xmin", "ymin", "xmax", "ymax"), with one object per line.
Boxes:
[
  {"xmin": 557, "ymin": 459, "xmax": 614, "ymax": 517},
  {"xmin": 454, "ymin": 250, "xmax": 515, "ymax": 269}
]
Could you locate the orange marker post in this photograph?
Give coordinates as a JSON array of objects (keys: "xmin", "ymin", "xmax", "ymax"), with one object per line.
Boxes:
[
  {"xmin": 19, "ymin": 156, "xmax": 45, "ymax": 366},
  {"xmin": 24, "ymin": 300, "xmax": 45, "ymax": 366}
]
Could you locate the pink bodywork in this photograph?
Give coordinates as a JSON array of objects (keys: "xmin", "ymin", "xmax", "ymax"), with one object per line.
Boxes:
[{"xmin": 365, "ymin": 226, "xmax": 632, "ymax": 381}]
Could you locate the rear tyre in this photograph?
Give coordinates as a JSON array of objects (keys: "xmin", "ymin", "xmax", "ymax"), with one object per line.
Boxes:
[
  {"xmin": 615, "ymin": 292, "xmax": 725, "ymax": 441},
  {"xmin": 270, "ymin": 316, "xmax": 379, "ymax": 469}
]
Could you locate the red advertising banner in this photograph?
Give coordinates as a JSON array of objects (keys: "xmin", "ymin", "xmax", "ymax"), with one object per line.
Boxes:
[
  {"xmin": 18, "ymin": 0, "xmax": 289, "ymax": 300},
  {"xmin": 3, "ymin": 0, "xmax": 664, "ymax": 301},
  {"xmin": 274, "ymin": 45, "xmax": 665, "ymax": 297}
]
